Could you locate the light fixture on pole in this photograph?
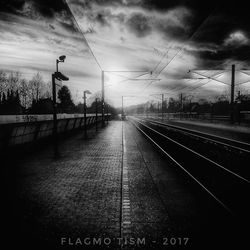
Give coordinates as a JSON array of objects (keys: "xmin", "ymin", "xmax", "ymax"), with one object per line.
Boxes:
[
  {"xmin": 52, "ymin": 55, "xmax": 68, "ymax": 158},
  {"xmin": 56, "ymin": 55, "xmax": 66, "ymax": 72}
]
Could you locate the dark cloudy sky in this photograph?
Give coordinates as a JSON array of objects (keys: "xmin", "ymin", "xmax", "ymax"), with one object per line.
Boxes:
[{"xmin": 1, "ymin": 0, "xmax": 250, "ymax": 106}]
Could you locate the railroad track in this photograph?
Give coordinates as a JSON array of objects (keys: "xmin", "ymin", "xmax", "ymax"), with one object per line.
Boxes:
[
  {"xmin": 135, "ymin": 117, "xmax": 250, "ymax": 180},
  {"xmin": 129, "ymin": 117, "xmax": 250, "ymax": 217},
  {"xmin": 144, "ymin": 118, "xmax": 250, "ymax": 153}
]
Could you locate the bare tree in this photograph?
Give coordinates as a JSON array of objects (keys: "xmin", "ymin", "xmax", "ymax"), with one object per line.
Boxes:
[
  {"xmin": 8, "ymin": 71, "xmax": 22, "ymax": 91},
  {"xmin": 19, "ymin": 79, "xmax": 29, "ymax": 108},
  {"xmin": 43, "ymin": 81, "xmax": 52, "ymax": 99},
  {"xmin": 0, "ymin": 70, "xmax": 7, "ymax": 94},
  {"xmin": 28, "ymin": 72, "xmax": 45, "ymax": 102}
]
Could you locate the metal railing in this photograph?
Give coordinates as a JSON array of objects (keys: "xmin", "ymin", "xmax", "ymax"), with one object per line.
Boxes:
[{"xmin": 0, "ymin": 113, "xmax": 110, "ymax": 149}]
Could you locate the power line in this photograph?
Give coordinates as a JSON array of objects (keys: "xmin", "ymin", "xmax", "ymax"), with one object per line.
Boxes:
[
  {"xmin": 111, "ymin": 72, "xmax": 152, "ymax": 85},
  {"xmin": 142, "ymin": 6, "xmax": 218, "ymax": 93},
  {"xmin": 153, "ymin": 72, "xmax": 224, "ymax": 97},
  {"xmin": 147, "ymin": 68, "xmax": 232, "ymax": 100},
  {"xmin": 105, "ymin": 71, "xmax": 150, "ymax": 80},
  {"xmin": 149, "ymin": 0, "xmax": 193, "ymax": 75},
  {"xmin": 63, "ymin": 0, "xmax": 103, "ymax": 71},
  {"xmin": 171, "ymin": 71, "xmax": 227, "ymax": 93},
  {"xmin": 184, "ymin": 79, "xmax": 213, "ymax": 92},
  {"xmin": 106, "ymin": 72, "xmax": 137, "ymax": 80},
  {"xmin": 104, "ymin": 71, "xmax": 149, "ymax": 73},
  {"xmin": 236, "ymin": 80, "xmax": 250, "ymax": 86},
  {"xmin": 156, "ymin": 8, "xmax": 217, "ymax": 78},
  {"xmin": 162, "ymin": 79, "xmax": 205, "ymax": 96},
  {"xmin": 151, "ymin": 43, "xmax": 174, "ymax": 74},
  {"xmin": 190, "ymin": 70, "xmax": 230, "ymax": 85}
]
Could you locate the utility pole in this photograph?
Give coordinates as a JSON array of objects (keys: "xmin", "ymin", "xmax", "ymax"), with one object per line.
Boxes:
[
  {"xmin": 161, "ymin": 93, "xmax": 164, "ymax": 121},
  {"xmin": 52, "ymin": 55, "xmax": 68, "ymax": 158},
  {"xmin": 95, "ymin": 98, "xmax": 98, "ymax": 131},
  {"xmin": 101, "ymin": 70, "xmax": 105, "ymax": 127},
  {"xmin": 52, "ymin": 73, "xmax": 58, "ymax": 158},
  {"xmin": 181, "ymin": 93, "xmax": 184, "ymax": 119},
  {"xmin": 106, "ymin": 103, "xmax": 109, "ymax": 124},
  {"xmin": 122, "ymin": 96, "xmax": 124, "ymax": 120},
  {"xmin": 83, "ymin": 91, "xmax": 87, "ymax": 138},
  {"xmin": 158, "ymin": 102, "xmax": 160, "ymax": 118},
  {"xmin": 230, "ymin": 64, "xmax": 235, "ymax": 123},
  {"xmin": 180, "ymin": 93, "xmax": 183, "ymax": 113}
]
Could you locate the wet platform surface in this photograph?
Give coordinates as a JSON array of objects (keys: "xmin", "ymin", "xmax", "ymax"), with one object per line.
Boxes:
[{"xmin": 2, "ymin": 121, "xmax": 247, "ymax": 249}]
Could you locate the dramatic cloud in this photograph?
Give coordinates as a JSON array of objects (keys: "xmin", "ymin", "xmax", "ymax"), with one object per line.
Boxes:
[
  {"xmin": 224, "ymin": 31, "xmax": 249, "ymax": 48},
  {"xmin": 126, "ymin": 12, "xmax": 152, "ymax": 37},
  {"xmin": 0, "ymin": 0, "xmax": 250, "ymax": 106}
]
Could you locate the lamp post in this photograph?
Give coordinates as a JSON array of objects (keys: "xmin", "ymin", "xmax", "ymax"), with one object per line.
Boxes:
[
  {"xmin": 52, "ymin": 55, "xmax": 68, "ymax": 158},
  {"xmin": 83, "ymin": 90, "xmax": 92, "ymax": 138}
]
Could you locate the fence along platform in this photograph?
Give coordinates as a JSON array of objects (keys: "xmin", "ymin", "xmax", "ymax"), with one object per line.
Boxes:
[{"xmin": 0, "ymin": 113, "xmax": 110, "ymax": 148}]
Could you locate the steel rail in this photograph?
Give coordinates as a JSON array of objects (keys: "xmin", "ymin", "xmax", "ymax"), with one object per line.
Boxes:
[
  {"xmin": 145, "ymin": 118, "xmax": 250, "ymax": 154},
  {"xmin": 130, "ymin": 119, "xmax": 234, "ymax": 215},
  {"xmin": 133, "ymin": 118, "xmax": 249, "ymax": 184}
]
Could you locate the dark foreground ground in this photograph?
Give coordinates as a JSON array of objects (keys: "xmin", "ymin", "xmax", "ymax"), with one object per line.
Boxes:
[{"xmin": 1, "ymin": 121, "xmax": 248, "ymax": 250}]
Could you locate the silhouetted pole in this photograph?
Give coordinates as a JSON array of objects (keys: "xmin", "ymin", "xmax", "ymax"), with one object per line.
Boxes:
[
  {"xmin": 158, "ymin": 102, "xmax": 160, "ymax": 118},
  {"xmin": 106, "ymin": 104, "xmax": 109, "ymax": 124},
  {"xmin": 52, "ymin": 55, "xmax": 67, "ymax": 158},
  {"xmin": 122, "ymin": 96, "xmax": 124, "ymax": 120},
  {"xmin": 180, "ymin": 93, "xmax": 183, "ymax": 119},
  {"xmin": 95, "ymin": 98, "xmax": 98, "ymax": 131},
  {"xmin": 83, "ymin": 91, "xmax": 87, "ymax": 138},
  {"xmin": 52, "ymin": 73, "xmax": 58, "ymax": 158},
  {"xmin": 101, "ymin": 70, "xmax": 105, "ymax": 127},
  {"xmin": 230, "ymin": 64, "xmax": 235, "ymax": 123},
  {"xmin": 161, "ymin": 93, "xmax": 164, "ymax": 121}
]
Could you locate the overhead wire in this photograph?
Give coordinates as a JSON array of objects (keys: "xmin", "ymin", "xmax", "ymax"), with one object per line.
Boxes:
[
  {"xmin": 107, "ymin": 71, "xmax": 149, "ymax": 80},
  {"xmin": 151, "ymin": 43, "xmax": 174, "ymax": 74},
  {"xmin": 63, "ymin": 0, "xmax": 103, "ymax": 71},
  {"xmin": 156, "ymin": 9, "xmax": 217, "ymax": 78},
  {"xmin": 236, "ymin": 70, "xmax": 250, "ymax": 85},
  {"xmin": 110, "ymin": 72, "xmax": 151, "ymax": 85},
  {"xmin": 141, "ymin": 6, "xmax": 219, "ymax": 93},
  {"xmin": 190, "ymin": 70, "xmax": 230, "ymax": 85},
  {"xmin": 149, "ymin": 0, "xmax": 191, "ymax": 75},
  {"xmin": 175, "ymin": 71, "xmax": 228, "ymax": 93},
  {"xmin": 63, "ymin": 1, "xmax": 240, "ymax": 102},
  {"xmin": 155, "ymin": 71, "xmax": 226, "ymax": 98}
]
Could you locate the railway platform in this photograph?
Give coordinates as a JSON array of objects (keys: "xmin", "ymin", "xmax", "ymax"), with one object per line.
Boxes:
[
  {"xmin": 166, "ymin": 119, "xmax": 250, "ymax": 143},
  {"xmin": 2, "ymin": 120, "xmax": 248, "ymax": 249}
]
